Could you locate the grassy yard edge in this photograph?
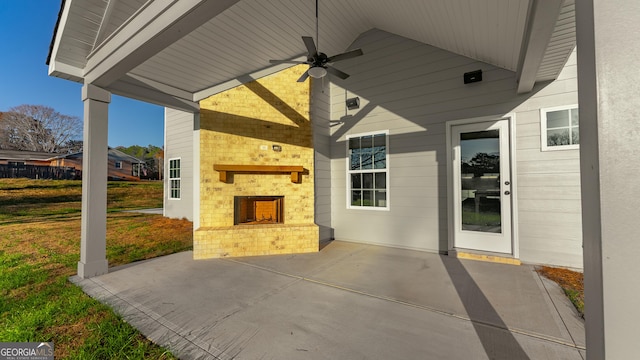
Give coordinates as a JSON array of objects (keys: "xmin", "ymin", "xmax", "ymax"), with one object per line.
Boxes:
[{"xmin": 0, "ymin": 179, "xmax": 192, "ymax": 359}]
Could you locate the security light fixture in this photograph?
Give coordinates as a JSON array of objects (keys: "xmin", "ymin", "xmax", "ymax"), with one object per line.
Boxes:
[
  {"xmin": 464, "ymin": 69, "xmax": 482, "ymax": 84},
  {"xmin": 346, "ymin": 97, "xmax": 360, "ymax": 110}
]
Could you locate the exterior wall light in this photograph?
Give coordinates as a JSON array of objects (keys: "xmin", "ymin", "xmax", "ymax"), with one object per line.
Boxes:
[{"xmin": 346, "ymin": 97, "xmax": 360, "ymax": 110}]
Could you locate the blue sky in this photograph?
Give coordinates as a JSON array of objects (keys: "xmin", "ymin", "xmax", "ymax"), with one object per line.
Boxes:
[{"xmin": 0, "ymin": 1, "xmax": 164, "ymax": 148}]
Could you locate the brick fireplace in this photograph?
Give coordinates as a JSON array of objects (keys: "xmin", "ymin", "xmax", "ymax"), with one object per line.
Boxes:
[{"xmin": 193, "ymin": 66, "xmax": 319, "ymax": 259}]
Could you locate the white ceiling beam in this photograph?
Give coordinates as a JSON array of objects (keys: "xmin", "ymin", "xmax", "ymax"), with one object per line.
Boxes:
[
  {"xmin": 124, "ymin": 74, "xmax": 194, "ymax": 101},
  {"xmin": 92, "ymin": 0, "xmax": 118, "ymax": 50},
  {"xmin": 84, "ymin": 0, "xmax": 241, "ymax": 87},
  {"xmin": 516, "ymin": 0, "xmax": 564, "ymax": 94},
  {"xmin": 109, "ymin": 79, "xmax": 199, "ymax": 113},
  {"xmin": 193, "ymin": 59, "xmax": 307, "ymax": 101}
]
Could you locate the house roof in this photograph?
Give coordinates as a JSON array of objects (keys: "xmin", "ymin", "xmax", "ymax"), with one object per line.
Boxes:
[
  {"xmin": 0, "ymin": 150, "xmax": 60, "ymax": 162},
  {"xmin": 107, "ymin": 148, "xmax": 145, "ymax": 164},
  {"xmin": 47, "ymin": 0, "xmax": 575, "ymax": 110},
  {"xmin": 50, "ymin": 147, "xmax": 145, "ymax": 164}
]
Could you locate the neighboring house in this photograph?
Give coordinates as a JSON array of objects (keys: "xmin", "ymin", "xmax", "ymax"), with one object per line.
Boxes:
[
  {"xmin": 51, "ymin": 147, "xmax": 145, "ymax": 181},
  {"xmin": 0, "ymin": 148, "xmax": 145, "ymax": 180},
  {"xmin": 0, "ymin": 149, "xmax": 78, "ymax": 179},
  {"xmin": 0, "ymin": 150, "xmax": 56, "ymax": 166}
]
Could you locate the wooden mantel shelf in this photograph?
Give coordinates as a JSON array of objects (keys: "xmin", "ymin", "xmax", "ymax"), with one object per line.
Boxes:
[{"xmin": 214, "ymin": 164, "xmax": 304, "ymax": 183}]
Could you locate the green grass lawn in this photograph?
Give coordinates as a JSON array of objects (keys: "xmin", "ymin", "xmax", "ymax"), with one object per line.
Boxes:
[{"xmin": 0, "ymin": 179, "xmax": 192, "ymax": 359}]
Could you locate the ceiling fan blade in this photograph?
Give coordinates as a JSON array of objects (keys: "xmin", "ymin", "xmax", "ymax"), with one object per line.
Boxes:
[
  {"xmin": 327, "ymin": 48, "xmax": 363, "ymax": 63},
  {"xmin": 326, "ymin": 66, "xmax": 349, "ymax": 80},
  {"xmin": 302, "ymin": 36, "xmax": 318, "ymax": 57},
  {"xmin": 297, "ymin": 70, "xmax": 310, "ymax": 82},
  {"xmin": 269, "ymin": 59, "xmax": 308, "ymax": 65}
]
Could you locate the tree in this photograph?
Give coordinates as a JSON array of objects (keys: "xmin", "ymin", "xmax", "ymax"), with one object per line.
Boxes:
[
  {"xmin": 0, "ymin": 105, "xmax": 82, "ymax": 153},
  {"xmin": 462, "ymin": 152, "xmax": 500, "ymax": 177},
  {"xmin": 63, "ymin": 139, "xmax": 83, "ymax": 153}
]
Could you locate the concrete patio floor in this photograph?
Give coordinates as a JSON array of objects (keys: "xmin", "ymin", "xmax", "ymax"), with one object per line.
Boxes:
[{"xmin": 71, "ymin": 241, "xmax": 585, "ymax": 359}]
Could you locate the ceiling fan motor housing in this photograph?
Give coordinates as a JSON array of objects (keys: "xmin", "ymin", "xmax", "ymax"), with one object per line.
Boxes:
[{"xmin": 310, "ymin": 53, "xmax": 328, "ymax": 66}]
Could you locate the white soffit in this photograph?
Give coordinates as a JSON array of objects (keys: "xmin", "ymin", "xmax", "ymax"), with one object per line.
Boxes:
[
  {"xmin": 535, "ymin": 0, "xmax": 576, "ymax": 82},
  {"xmin": 130, "ymin": 0, "xmax": 532, "ymax": 95},
  {"xmin": 49, "ymin": 0, "xmax": 575, "ymax": 104}
]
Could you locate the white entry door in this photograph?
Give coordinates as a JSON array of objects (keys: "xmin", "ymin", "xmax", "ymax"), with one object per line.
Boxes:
[{"xmin": 451, "ymin": 120, "xmax": 512, "ymax": 254}]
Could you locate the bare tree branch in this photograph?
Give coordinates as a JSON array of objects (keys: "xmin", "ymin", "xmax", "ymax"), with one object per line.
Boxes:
[{"xmin": 0, "ymin": 105, "xmax": 82, "ymax": 153}]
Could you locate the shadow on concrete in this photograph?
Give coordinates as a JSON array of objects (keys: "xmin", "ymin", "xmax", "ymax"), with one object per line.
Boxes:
[{"xmin": 442, "ymin": 257, "xmax": 530, "ymax": 360}]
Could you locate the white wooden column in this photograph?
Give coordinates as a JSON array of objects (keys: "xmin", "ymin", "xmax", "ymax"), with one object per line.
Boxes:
[
  {"xmin": 78, "ymin": 84, "xmax": 111, "ymax": 278},
  {"xmin": 576, "ymin": 1, "xmax": 640, "ymax": 358}
]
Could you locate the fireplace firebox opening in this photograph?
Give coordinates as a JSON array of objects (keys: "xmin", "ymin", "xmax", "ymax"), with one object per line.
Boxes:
[{"xmin": 234, "ymin": 196, "xmax": 284, "ymax": 225}]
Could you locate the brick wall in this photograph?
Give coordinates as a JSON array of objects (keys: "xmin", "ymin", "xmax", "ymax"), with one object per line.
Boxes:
[{"xmin": 194, "ymin": 65, "xmax": 319, "ymax": 258}]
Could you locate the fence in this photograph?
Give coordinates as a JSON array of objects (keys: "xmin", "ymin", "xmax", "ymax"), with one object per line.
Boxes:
[{"xmin": 0, "ymin": 164, "xmax": 80, "ymax": 180}]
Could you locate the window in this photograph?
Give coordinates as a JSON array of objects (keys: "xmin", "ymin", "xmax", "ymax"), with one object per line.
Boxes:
[
  {"xmin": 115, "ymin": 161, "xmax": 123, "ymax": 169},
  {"xmin": 169, "ymin": 158, "xmax": 181, "ymax": 199},
  {"xmin": 347, "ymin": 132, "xmax": 388, "ymax": 209},
  {"xmin": 541, "ymin": 105, "xmax": 579, "ymax": 151}
]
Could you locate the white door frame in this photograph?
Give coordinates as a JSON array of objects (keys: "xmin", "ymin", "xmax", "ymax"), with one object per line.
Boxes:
[{"xmin": 445, "ymin": 114, "xmax": 519, "ymax": 258}]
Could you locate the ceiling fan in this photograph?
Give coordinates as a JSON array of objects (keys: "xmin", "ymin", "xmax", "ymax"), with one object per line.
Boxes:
[{"xmin": 269, "ymin": 0, "xmax": 364, "ymax": 82}]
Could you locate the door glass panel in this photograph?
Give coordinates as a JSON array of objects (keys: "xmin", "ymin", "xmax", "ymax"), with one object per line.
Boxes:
[{"xmin": 460, "ymin": 130, "xmax": 501, "ymax": 233}]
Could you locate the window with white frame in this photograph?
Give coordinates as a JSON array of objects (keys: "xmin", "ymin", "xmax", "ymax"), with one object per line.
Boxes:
[
  {"xmin": 347, "ymin": 132, "xmax": 388, "ymax": 209},
  {"xmin": 169, "ymin": 158, "xmax": 181, "ymax": 199},
  {"xmin": 541, "ymin": 105, "xmax": 579, "ymax": 151},
  {"xmin": 115, "ymin": 161, "xmax": 123, "ymax": 169}
]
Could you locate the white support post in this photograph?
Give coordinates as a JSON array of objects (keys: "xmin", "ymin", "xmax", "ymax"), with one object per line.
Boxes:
[
  {"xmin": 78, "ymin": 84, "xmax": 111, "ymax": 278},
  {"xmin": 576, "ymin": 1, "xmax": 640, "ymax": 358}
]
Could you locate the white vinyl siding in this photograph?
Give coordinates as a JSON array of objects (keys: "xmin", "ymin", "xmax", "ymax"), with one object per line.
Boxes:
[
  {"xmin": 515, "ymin": 50, "xmax": 581, "ymax": 268},
  {"xmin": 164, "ymin": 108, "xmax": 195, "ymax": 220},
  {"xmin": 312, "ymin": 80, "xmax": 333, "ymax": 242},
  {"xmin": 329, "ymin": 30, "xmax": 581, "ymax": 268}
]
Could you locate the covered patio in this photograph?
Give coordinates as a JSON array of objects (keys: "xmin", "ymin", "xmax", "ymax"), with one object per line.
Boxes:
[
  {"xmin": 72, "ymin": 241, "xmax": 585, "ymax": 359},
  {"xmin": 48, "ymin": 0, "xmax": 640, "ymax": 358}
]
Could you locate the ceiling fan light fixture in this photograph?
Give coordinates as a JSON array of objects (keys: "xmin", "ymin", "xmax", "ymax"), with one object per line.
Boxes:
[{"xmin": 308, "ymin": 66, "xmax": 328, "ymax": 79}]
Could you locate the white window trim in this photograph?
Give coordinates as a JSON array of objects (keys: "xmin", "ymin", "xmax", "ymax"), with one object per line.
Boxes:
[
  {"xmin": 346, "ymin": 130, "xmax": 390, "ymax": 211},
  {"xmin": 115, "ymin": 161, "xmax": 123, "ymax": 169},
  {"xmin": 132, "ymin": 163, "xmax": 141, "ymax": 177},
  {"xmin": 540, "ymin": 104, "xmax": 579, "ymax": 151},
  {"xmin": 168, "ymin": 157, "xmax": 181, "ymax": 200}
]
